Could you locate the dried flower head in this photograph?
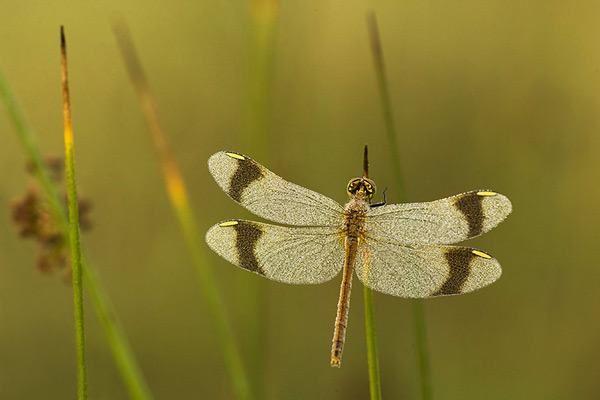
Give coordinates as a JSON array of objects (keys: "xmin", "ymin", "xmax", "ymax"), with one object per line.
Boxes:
[{"xmin": 11, "ymin": 156, "xmax": 92, "ymax": 278}]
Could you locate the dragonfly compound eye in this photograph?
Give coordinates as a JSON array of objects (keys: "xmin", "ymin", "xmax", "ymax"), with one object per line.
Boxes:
[
  {"xmin": 363, "ymin": 178, "xmax": 376, "ymax": 199},
  {"xmin": 346, "ymin": 178, "xmax": 376, "ymax": 198},
  {"xmin": 346, "ymin": 179, "xmax": 361, "ymax": 196}
]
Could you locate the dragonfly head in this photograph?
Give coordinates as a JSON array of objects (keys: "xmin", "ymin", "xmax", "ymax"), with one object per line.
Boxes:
[{"xmin": 347, "ymin": 177, "xmax": 376, "ymax": 199}]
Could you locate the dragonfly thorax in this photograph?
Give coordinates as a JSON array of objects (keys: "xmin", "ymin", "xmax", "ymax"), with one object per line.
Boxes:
[
  {"xmin": 342, "ymin": 183, "xmax": 371, "ymax": 242},
  {"xmin": 346, "ymin": 177, "xmax": 376, "ymax": 200}
]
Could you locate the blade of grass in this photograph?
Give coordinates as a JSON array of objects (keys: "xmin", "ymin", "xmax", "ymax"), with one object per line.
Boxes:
[
  {"xmin": 364, "ymin": 278, "xmax": 382, "ymax": 400},
  {"xmin": 81, "ymin": 257, "xmax": 153, "ymax": 400},
  {"xmin": 244, "ymin": 2, "xmax": 279, "ymax": 394},
  {"xmin": 410, "ymin": 299, "xmax": 431, "ymax": 398},
  {"xmin": 0, "ymin": 37, "xmax": 154, "ymax": 400},
  {"xmin": 366, "ymin": 11, "xmax": 433, "ymax": 400},
  {"xmin": 362, "ymin": 145, "xmax": 381, "ymax": 399},
  {"xmin": 366, "ymin": 12, "xmax": 406, "ymax": 202},
  {"xmin": 246, "ymin": 0, "xmax": 278, "ymax": 160},
  {"xmin": 113, "ymin": 23, "xmax": 253, "ymax": 400},
  {"xmin": 61, "ymin": 26, "xmax": 88, "ymax": 400}
]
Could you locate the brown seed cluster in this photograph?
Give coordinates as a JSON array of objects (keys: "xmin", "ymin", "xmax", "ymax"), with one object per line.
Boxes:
[{"xmin": 11, "ymin": 157, "xmax": 92, "ymax": 279}]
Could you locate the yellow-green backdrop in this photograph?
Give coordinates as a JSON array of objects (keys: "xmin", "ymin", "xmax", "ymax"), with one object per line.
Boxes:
[{"xmin": 1, "ymin": 1, "xmax": 598, "ymax": 399}]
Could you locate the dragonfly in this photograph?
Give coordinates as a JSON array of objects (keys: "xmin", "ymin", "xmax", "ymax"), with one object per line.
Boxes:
[{"xmin": 205, "ymin": 147, "xmax": 512, "ymax": 367}]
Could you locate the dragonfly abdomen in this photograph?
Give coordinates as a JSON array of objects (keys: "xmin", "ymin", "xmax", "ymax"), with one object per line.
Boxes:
[
  {"xmin": 331, "ymin": 200, "xmax": 370, "ymax": 367},
  {"xmin": 331, "ymin": 237, "xmax": 358, "ymax": 367}
]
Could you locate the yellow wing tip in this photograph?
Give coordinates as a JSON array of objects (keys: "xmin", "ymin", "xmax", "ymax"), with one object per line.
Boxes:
[
  {"xmin": 219, "ymin": 220, "xmax": 239, "ymax": 227},
  {"xmin": 225, "ymin": 152, "xmax": 245, "ymax": 160},
  {"xmin": 477, "ymin": 191, "xmax": 497, "ymax": 196},
  {"xmin": 472, "ymin": 250, "xmax": 492, "ymax": 259}
]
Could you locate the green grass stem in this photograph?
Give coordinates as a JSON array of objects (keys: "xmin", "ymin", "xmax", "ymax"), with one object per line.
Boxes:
[
  {"xmin": 177, "ymin": 203, "xmax": 254, "ymax": 400},
  {"xmin": 362, "ymin": 145, "xmax": 382, "ymax": 398},
  {"xmin": 246, "ymin": 0, "xmax": 278, "ymax": 161},
  {"xmin": 242, "ymin": 2, "xmax": 279, "ymax": 394},
  {"xmin": 410, "ymin": 299, "xmax": 432, "ymax": 399},
  {"xmin": 367, "ymin": 11, "xmax": 433, "ymax": 399},
  {"xmin": 81, "ymin": 256, "xmax": 154, "ymax": 400},
  {"xmin": 61, "ymin": 26, "xmax": 88, "ymax": 400},
  {"xmin": 0, "ymin": 56, "xmax": 154, "ymax": 400},
  {"xmin": 364, "ymin": 285, "xmax": 382, "ymax": 400},
  {"xmin": 113, "ymin": 24, "xmax": 253, "ymax": 400}
]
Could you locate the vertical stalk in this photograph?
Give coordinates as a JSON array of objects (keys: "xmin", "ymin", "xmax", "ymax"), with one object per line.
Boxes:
[
  {"xmin": 366, "ymin": 11, "xmax": 433, "ymax": 400},
  {"xmin": 60, "ymin": 26, "xmax": 88, "ymax": 400},
  {"xmin": 411, "ymin": 299, "xmax": 432, "ymax": 399},
  {"xmin": 244, "ymin": 2, "xmax": 278, "ymax": 395},
  {"xmin": 1, "ymin": 29, "xmax": 154, "ymax": 400},
  {"xmin": 246, "ymin": 0, "xmax": 278, "ymax": 160},
  {"xmin": 364, "ymin": 286, "xmax": 382, "ymax": 400},
  {"xmin": 361, "ymin": 145, "xmax": 382, "ymax": 398},
  {"xmin": 113, "ymin": 24, "xmax": 253, "ymax": 400}
]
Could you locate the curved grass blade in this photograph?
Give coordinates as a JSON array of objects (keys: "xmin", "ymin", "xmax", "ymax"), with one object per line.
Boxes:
[
  {"xmin": 0, "ymin": 38, "xmax": 154, "ymax": 400},
  {"xmin": 61, "ymin": 26, "xmax": 88, "ymax": 400},
  {"xmin": 361, "ymin": 145, "xmax": 382, "ymax": 399},
  {"xmin": 367, "ymin": 10, "xmax": 433, "ymax": 400},
  {"xmin": 113, "ymin": 23, "xmax": 253, "ymax": 400},
  {"xmin": 246, "ymin": 0, "xmax": 278, "ymax": 160},
  {"xmin": 363, "ymin": 285, "xmax": 382, "ymax": 400},
  {"xmin": 243, "ymin": 2, "xmax": 279, "ymax": 393}
]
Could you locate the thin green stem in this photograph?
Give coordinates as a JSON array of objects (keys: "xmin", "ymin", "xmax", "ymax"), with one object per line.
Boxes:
[
  {"xmin": 178, "ymin": 206, "xmax": 253, "ymax": 400},
  {"xmin": 362, "ymin": 145, "xmax": 382, "ymax": 397},
  {"xmin": 113, "ymin": 24, "xmax": 253, "ymax": 400},
  {"xmin": 364, "ymin": 286, "xmax": 382, "ymax": 400},
  {"xmin": 246, "ymin": 0, "xmax": 278, "ymax": 161},
  {"xmin": 82, "ymin": 257, "xmax": 154, "ymax": 400},
  {"xmin": 0, "ymin": 62, "xmax": 154, "ymax": 400},
  {"xmin": 410, "ymin": 300, "xmax": 432, "ymax": 400},
  {"xmin": 243, "ymin": 2, "xmax": 279, "ymax": 394},
  {"xmin": 367, "ymin": 10, "xmax": 433, "ymax": 400},
  {"xmin": 0, "ymin": 68, "xmax": 63, "ymax": 221},
  {"xmin": 61, "ymin": 26, "xmax": 88, "ymax": 400},
  {"xmin": 366, "ymin": 11, "xmax": 406, "ymax": 202}
]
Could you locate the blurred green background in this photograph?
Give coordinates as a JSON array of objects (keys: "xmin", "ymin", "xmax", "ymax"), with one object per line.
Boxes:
[{"xmin": 1, "ymin": 1, "xmax": 599, "ymax": 399}]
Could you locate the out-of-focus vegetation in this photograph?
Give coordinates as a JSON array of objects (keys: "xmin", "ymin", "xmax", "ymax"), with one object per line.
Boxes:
[{"xmin": 1, "ymin": 1, "xmax": 599, "ymax": 399}]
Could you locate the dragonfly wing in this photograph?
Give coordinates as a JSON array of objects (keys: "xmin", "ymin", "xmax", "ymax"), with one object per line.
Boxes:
[
  {"xmin": 206, "ymin": 220, "xmax": 344, "ymax": 284},
  {"xmin": 208, "ymin": 151, "xmax": 344, "ymax": 226},
  {"xmin": 355, "ymin": 236, "xmax": 502, "ymax": 298},
  {"xmin": 366, "ymin": 190, "xmax": 512, "ymax": 245}
]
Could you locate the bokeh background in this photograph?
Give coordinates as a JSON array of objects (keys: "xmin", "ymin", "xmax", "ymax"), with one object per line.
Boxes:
[{"xmin": 1, "ymin": 1, "xmax": 599, "ymax": 399}]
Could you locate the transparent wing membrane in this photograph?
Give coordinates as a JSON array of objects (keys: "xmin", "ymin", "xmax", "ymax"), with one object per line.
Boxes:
[
  {"xmin": 206, "ymin": 220, "xmax": 344, "ymax": 284},
  {"xmin": 208, "ymin": 151, "xmax": 344, "ymax": 226},
  {"xmin": 355, "ymin": 236, "xmax": 502, "ymax": 298},
  {"xmin": 366, "ymin": 190, "xmax": 512, "ymax": 245}
]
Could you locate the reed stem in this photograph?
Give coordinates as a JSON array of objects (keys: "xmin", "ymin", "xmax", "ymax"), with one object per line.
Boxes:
[
  {"xmin": 61, "ymin": 26, "xmax": 88, "ymax": 400},
  {"xmin": 367, "ymin": 11, "xmax": 433, "ymax": 399},
  {"xmin": 0, "ymin": 40, "xmax": 154, "ymax": 400},
  {"xmin": 113, "ymin": 23, "xmax": 254, "ymax": 400}
]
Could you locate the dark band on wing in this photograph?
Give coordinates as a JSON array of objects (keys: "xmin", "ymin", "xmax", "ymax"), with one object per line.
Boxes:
[
  {"xmin": 233, "ymin": 221, "xmax": 264, "ymax": 275},
  {"xmin": 432, "ymin": 248, "xmax": 475, "ymax": 296},
  {"xmin": 454, "ymin": 192, "xmax": 485, "ymax": 237},
  {"xmin": 228, "ymin": 155, "xmax": 264, "ymax": 203}
]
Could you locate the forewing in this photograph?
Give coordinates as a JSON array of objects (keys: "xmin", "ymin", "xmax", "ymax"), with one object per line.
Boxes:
[
  {"xmin": 355, "ymin": 236, "xmax": 502, "ymax": 298},
  {"xmin": 366, "ymin": 190, "xmax": 512, "ymax": 245},
  {"xmin": 208, "ymin": 151, "xmax": 344, "ymax": 226},
  {"xmin": 206, "ymin": 220, "xmax": 344, "ymax": 284}
]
